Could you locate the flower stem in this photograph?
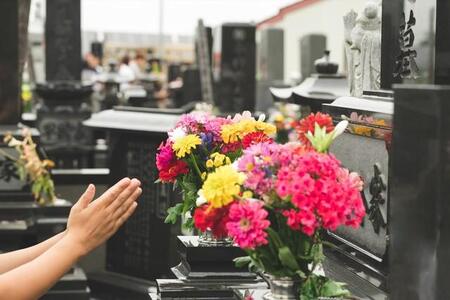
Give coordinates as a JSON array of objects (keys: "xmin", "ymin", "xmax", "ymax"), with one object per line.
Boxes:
[{"xmin": 190, "ymin": 153, "xmax": 203, "ymax": 179}]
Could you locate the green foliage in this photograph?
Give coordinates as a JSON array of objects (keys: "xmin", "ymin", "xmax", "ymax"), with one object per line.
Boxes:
[
  {"xmin": 300, "ymin": 275, "xmax": 350, "ymax": 300},
  {"xmin": 165, "ymin": 203, "xmax": 184, "ymax": 224},
  {"xmin": 164, "ymin": 172, "xmax": 202, "ymax": 229}
]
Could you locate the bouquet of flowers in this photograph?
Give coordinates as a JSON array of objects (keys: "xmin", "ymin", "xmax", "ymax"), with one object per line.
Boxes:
[
  {"xmin": 1, "ymin": 129, "xmax": 56, "ymax": 205},
  {"xmin": 195, "ymin": 113, "xmax": 365, "ymax": 299},
  {"xmin": 156, "ymin": 111, "xmax": 276, "ymax": 230}
]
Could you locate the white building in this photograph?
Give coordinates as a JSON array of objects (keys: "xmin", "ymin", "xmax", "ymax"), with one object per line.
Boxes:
[{"xmin": 257, "ymin": 0, "xmax": 370, "ymax": 81}]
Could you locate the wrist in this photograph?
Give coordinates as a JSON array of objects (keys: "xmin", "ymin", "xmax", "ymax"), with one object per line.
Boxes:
[{"xmin": 60, "ymin": 233, "xmax": 87, "ymax": 259}]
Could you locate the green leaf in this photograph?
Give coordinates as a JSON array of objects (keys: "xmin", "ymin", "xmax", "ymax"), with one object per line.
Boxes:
[
  {"xmin": 296, "ymin": 270, "xmax": 307, "ymax": 279},
  {"xmin": 278, "ymin": 246, "xmax": 300, "ymax": 271},
  {"xmin": 311, "ymin": 243, "xmax": 325, "ymax": 264},
  {"xmin": 320, "ymin": 279, "xmax": 351, "ymax": 297},
  {"xmin": 266, "ymin": 227, "xmax": 284, "ymax": 249},
  {"xmin": 164, "ymin": 203, "xmax": 184, "ymax": 224},
  {"xmin": 234, "ymin": 256, "xmax": 252, "ymax": 268}
]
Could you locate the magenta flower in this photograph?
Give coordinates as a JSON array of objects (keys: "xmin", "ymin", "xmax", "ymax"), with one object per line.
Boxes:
[
  {"xmin": 226, "ymin": 200, "xmax": 270, "ymax": 249},
  {"xmin": 156, "ymin": 142, "xmax": 175, "ymax": 171}
]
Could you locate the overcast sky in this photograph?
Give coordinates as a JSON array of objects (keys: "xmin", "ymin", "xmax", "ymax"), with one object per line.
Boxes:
[{"xmin": 80, "ymin": 0, "xmax": 297, "ymax": 35}]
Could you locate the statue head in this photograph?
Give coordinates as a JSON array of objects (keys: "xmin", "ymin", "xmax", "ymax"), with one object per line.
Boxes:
[{"xmin": 364, "ymin": 2, "xmax": 379, "ymax": 19}]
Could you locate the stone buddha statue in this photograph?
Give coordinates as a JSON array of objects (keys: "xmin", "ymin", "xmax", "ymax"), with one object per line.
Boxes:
[{"xmin": 344, "ymin": 1, "xmax": 381, "ymax": 97}]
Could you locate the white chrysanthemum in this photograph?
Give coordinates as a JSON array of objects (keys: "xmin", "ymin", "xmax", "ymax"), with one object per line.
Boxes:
[{"xmin": 168, "ymin": 127, "xmax": 187, "ymax": 142}]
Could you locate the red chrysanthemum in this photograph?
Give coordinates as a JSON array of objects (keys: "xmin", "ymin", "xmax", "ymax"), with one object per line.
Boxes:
[
  {"xmin": 221, "ymin": 142, "xmax": 241, "ymax": 154},
  {"xmin": 193, "ymin": 203, "xmax": 233, "ymax": 239},
  {"xmin": 158, "ymin": 160, "xmax": 189, "ymax": 182},
  {"xmin": 242, "ymin": 132, "xmax": 274, "ymax": 149},
  {"xmin": 296, "ymin": 112, "xmax": 334, "ymax": 146}
]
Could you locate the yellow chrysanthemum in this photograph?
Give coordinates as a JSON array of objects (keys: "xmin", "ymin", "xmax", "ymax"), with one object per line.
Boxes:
[
  {"xmin": 221, "ymin": 119, "xmax": 277, "ymax": 144},
  {"xmin": 255, "ymin": 121, "xmax": 276, "ymax": 135},
  {"xmin": 201, "ymin": 165, "xmax": 245, "ymax": 208},
  {"xmin": 221, "ymin": 124, "xmax": 240, "ymax": 144},
  {"xmin": 172, "ymin": 134, "xmax": 201, "ymax": 158}
]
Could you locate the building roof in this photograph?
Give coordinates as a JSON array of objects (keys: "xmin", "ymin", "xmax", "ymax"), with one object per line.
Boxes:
[{"xmin": 257, "ymin": 0, "xmax": 322, "ymax": 28}]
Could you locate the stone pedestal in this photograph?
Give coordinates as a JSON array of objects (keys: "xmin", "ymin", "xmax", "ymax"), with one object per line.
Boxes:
[
  {"xmin": 35, "ymin": 81, "xmax": 94, "ymax": 168},
  {"xmin": 171, "ymin": 236, "xmax": 255, "ymax": 280}
]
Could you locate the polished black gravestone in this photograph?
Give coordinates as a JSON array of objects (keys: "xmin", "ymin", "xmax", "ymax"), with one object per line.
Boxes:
[
  {"xmin": 84, "ymin": 107, "xmax": 185, "ymax": 281},
  {"xmin": 0, "ymin": 0, "xmax": 30, "ymax": 124},
  {"xmin": 215, "ymin": 23, "xmax": 256, "ymax": 113},
  {"xmin": 380, "ymin": 0, "xmax": 403, "ymax": 89},
  {"xmin": 322, "ymin": 92, "xmax": 392, "ymax": 299},
  {"xmin": 45, "ymin": 0, "xmax": 82, "ymax": 81},
  {"xmin": 390, "ymin": 85, "xmax": 450, "ymax": 300},
  {"xmin": 435, "ymin": 0, "xmax": 450, "ymax": 84},
  {"xmin": 381, "ymin": 0, "xmax": 450, "ymax": 87}
]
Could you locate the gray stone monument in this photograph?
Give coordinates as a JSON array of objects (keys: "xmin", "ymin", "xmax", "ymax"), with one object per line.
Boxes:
[
  {"xmin": 257, "ymin": 28, "xmax": 285, "ymax": 112},
  {"xmin": 0, "ymin": 0, "xmax": 30, "ymax": 124},
  {"xmin": 300, "ymin": 34, "xmax": 326, "ymax": 81},
  {"xmin": 344, "ymin": 1, "xmax": 382, "ymax": 97},
  {"xmin": 45, "ymin": 0, "xmax": 82, "ymax": 81},
  {"xmin": 259, "ymin": 28, "xmax": 284, "ymax": 82}
]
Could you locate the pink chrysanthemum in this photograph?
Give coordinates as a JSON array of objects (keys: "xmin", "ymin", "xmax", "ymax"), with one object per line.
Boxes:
[
  {"xmin": 156, "ymin": 142, "xmax": 175, "ymax": 171},
  {"xmin": 226, "ymin": 200, "xmax": 270, "ymax": 249}
]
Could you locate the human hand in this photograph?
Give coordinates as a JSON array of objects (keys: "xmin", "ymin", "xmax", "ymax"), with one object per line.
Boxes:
[{"xmin": 64, "ymin": 178, "xmax": 142, "ymax": 257}]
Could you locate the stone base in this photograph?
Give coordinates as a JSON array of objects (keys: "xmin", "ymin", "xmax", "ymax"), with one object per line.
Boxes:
[
  {"xmin": 173, "ymin": 235, "xmax": 256, "ymax": 279},
  {"xmin": 154, "ymin": 236, "xmax": 266, "ymax": 299}
]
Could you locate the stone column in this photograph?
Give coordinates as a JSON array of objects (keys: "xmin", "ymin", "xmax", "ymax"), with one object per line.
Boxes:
[
  {"xmin": 45, "ymin": 0, "xmax": 81, "ymax": 81},
  {"xmin": 380, "ymin": 0, "xmax": 403, "ymax": 89},
  {"xmin": 0, "ymin": 0, "xmax": 30, "ymax": 124}
]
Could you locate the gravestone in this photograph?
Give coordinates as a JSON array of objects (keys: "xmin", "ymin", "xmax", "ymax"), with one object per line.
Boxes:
[
  {"xmin": 0, "ymin": 0, "xmax": 30, "ymax": 124},
  {"xmin": 390, "ymin": 85, "xmax": 450, "ymax": 300},
  {"xmin": 300, "ymin": 34, "xmax": 326, "ymax": 81},
  {"xmin": 256, "ymin": 28, "xmax": 284, "ymax": 112},
  {"xmin": 215, "ymin": 23, "xmax": 256, "ymax": 113},
  {"xmin": 259, "ymin": 28, "xmax": 284, "ymax": 82},
  {"xmin": 435, "ymin": 0, "xmax": 450, "ymax": 84},
  {"xmin": 45, "ymin": 0, "xmax": 82, "ymax": 81},
  {"xmin": 323, "ymin": 92, "xmax": 392, "ymax": 299},
  {"xmin": 381, "ymin": 0, "xmax": 445, "ymax": 87}
]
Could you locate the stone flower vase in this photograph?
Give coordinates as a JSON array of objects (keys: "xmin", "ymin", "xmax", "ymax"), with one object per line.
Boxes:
[{"xmin": 263, "ymin": 275, "xmax": 301, "ymax": 300}]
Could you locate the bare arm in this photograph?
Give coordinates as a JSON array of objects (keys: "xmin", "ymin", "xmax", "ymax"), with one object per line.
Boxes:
[
  {"xmin": 0, "ymin": 178, "xmax": 141, "ymax": 300},
  {"xmin": 0, "ymin": 231, "xmax": 65, "ymax": 274},
  {"xmin": 0, "ymin": 235, "xmax": 82, "ymax": 300}
]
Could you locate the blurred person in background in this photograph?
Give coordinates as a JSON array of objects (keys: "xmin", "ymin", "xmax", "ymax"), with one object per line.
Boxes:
[
  {"xmin": 130, "ymin": 53, "xmax": 147, "ymax": 79},
  {"xmin": 82, "ymin": 52, "xmax": 102, "ymax": 82},
  {"xmin": 118, "ymin": 55, "xmax": 135, "ymax": 82}
]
